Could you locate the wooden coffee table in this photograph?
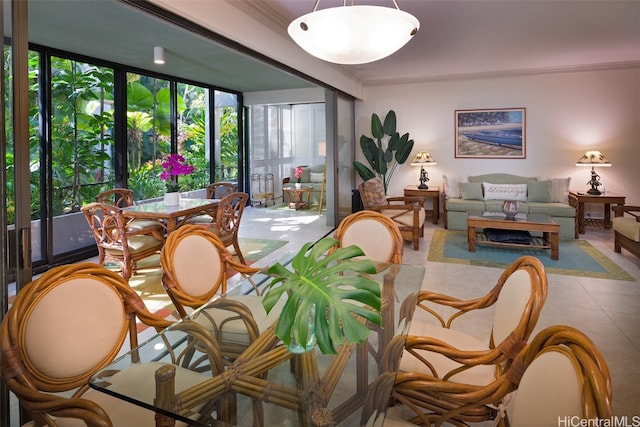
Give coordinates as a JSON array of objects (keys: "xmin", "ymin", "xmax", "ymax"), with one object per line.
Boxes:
[
  {"xmin": 467, "ymin": 212, "xmax": 560, "ymax": 260},
  {"xmin": 283, "ymin": 185, "xmax": 313, "ymax": 210}
]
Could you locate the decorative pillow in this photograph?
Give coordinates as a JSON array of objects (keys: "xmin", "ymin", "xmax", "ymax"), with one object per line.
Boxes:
[
  {"xmin": 310, "ymin": 172, "xmax": 324, "ymax": 183},
  {"xmin": 459, "ymin": 182, "xmax": 484, "ymax": 201},
  {"xmin": 443, "ymin": 175, "xmax": 465, "ymax": 199},
  {"xmin": 482, "ymin": 183, "xmax": 527, "ymax": 201},
  {"xmin": 527, "ymin": 181, "xmax": 552, "ymax": 203},
  {"xmin": 550, "ymin": 177, "xmax": 571, "ymax": 203},
  {"xmin": 362, "ymin": 178, "xmax": 388, "ymax": 207}
]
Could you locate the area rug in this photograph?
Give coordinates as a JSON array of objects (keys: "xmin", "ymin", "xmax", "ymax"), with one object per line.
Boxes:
[
  {"xmin": 129, "ymin": 237, "xmax": 289, "ymax": 330},
  {"xmin": 428, "ymin": 229, "xmax": 635, "ymax": 282}
]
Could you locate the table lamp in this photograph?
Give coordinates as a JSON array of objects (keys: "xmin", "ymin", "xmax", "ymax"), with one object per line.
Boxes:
[
  {"xmin": 410, "ymin": 151, "xmax": 436, "ymax": 189},
  {"xmin": 576, "ymin": 150, "xmax": 611, "ymax": 195}
]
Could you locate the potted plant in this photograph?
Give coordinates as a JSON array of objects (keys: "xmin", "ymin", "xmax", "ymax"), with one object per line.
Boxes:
[
  {"xmin": 353, "ymin": 110, "xmax": 414, "ymax": 194},
  {"xmin": 160, "ymin": 154, "xmax": 194, "ymax": 206},
  {"xmin": 261, "ymin": 237, "xmax": 382, "ymax": 354}
]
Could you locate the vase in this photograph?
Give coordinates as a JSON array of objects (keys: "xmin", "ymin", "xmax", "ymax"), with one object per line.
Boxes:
[
  {"xmin": 286, "ymin": 304, "xmax": 316, "ymax": 354},
  {"xmin": 295, "ymin": 182, "xmax": 302, "ymax": 189},
  {"xmin": 163, "ymin": 192, "xmax": 180, "ymax": 207},
  {"xmin": 502, "ymin": 200, "xmax": 519, "ymax": 219}
]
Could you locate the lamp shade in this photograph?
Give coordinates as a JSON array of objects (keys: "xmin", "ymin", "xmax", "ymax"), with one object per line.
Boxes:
[
  {"xmin": 576, "ymin": 150, "xmax": 611, "ymax": 167},
  {"xmin": 288, "ymin": 5, "xmax": 419, "ymax": 65},
  {"xmin": 410, "ymin": 151, "xmax": 436, "ymax": 166}
]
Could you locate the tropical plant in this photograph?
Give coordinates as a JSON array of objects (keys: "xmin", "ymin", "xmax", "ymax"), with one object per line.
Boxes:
[
  {"xmin": 353, "ymin": 110, "xmax": 414, "ymax": 193},
  {"xmin": 261, "ymin": 237, "xmax": 382, "ymax": 355}
]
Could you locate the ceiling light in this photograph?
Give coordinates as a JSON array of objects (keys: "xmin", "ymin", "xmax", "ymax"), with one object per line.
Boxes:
[
  {"xmin": 288, "ymin": 1, "xmax": 419, "ymax": 65},
  {"xmin": 154, "ymin": 46, "xmax": 165, "ymax": 65}
]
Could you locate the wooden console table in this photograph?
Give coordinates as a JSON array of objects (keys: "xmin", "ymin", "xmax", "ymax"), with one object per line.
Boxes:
[
  {"xmin": 283, "ymin": 185, "xmax": 313, "ymax": 210},
  {"xmin": 404, "ymin": 185, "xmax": 440, "ymax": 224},
  {"xmin": 569, "ymin": 190, "xmax": 626, "ymax": 234}
]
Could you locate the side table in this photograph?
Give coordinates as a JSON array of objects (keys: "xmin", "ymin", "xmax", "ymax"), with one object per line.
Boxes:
[
  {"xmin": 569, "ymin": 190, "xmax": 626, "ymax": 234},
  {"xmin": 404, "ymin": 185, "xmax": 440, "ymax": 224},
  {"xmin": 283, "ymin": 185, "xmax": 313, "ymax": 210}
]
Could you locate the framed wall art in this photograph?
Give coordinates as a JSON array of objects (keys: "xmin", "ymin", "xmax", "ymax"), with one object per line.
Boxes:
[{"xmin": 455, "ymin": 108, "xmax": 526, "ymax": 159}]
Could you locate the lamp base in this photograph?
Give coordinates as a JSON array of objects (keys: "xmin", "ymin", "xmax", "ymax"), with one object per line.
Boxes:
[
  {"xmin": 417, "ymin": 184, "xmax": 429, "ymax": 189},
  {"xmin": 587, "ymin": 188, "xmax": 602, "ymax": 195}
]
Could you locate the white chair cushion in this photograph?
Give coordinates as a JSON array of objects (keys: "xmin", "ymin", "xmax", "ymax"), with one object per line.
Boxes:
[
  {"xmin": 173, "ymin": 234, "xmax": 224, "ymax": 297},
  {"xmin": 381, "ymin": 209, "xmax": 426, "ymax": 228},
  {"xmin": 506, "ymin": 350, "xmax": 582, "ymax": 426},
  {"xmin": 403, "ymin": 321, "xmax": 495, "ymax": 386},
  {"xmin": 342, "ymin": 218, "xmax": 395, "ymax": 263},
  {"xmin": 105, "ymin": 235, "xmax": 163, "ymax": 254},
  {"xmin": 613, "ymin": 216, "xmax": 640, "ymax": 242},
  {"xmin": 492, "ymin": 269, "xmax": 532, "ymax": 345},
  {"xmin": 198, "ymin": 295, "xmax": 286, "ymax": 345},
  {"xmin": 23, "ymin": 277, "xmax": 126, "ymax": 379}
]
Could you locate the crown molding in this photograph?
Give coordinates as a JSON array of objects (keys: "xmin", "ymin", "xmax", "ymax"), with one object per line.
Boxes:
[{"xmin": 361, "ymin": 61, "xmax": 640, "ymax": 87}]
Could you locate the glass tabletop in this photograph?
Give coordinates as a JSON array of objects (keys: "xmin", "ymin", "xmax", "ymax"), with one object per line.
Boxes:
[
  {"xmin": 88, "ymin": 261, "xmax": 425, "ymax": 426},
  {"xmin": 468, "ymin": 211, "xmax": 557, "ymax": 224},
  {"xmin": 125, "ymin": 198, "xmax": 220, "ymax": 215}
]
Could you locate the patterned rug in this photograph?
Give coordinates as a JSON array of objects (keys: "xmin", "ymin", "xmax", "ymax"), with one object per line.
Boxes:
[
  {"xmin": 428, "ymin": 229, "xmax": 635, "ymax": 282},
  {"xmin": 129, "ymin": 237, "xmax": 288, "ymax": 329}
]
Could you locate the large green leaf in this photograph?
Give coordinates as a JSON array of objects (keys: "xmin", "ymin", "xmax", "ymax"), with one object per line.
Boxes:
[
  {"xmin": 353, "ymin": 161, "xmax": 375, "ymax": 182},
  {"xmin": 382, "ymin": 110, "xmax": 397, "ymax": 136},
  {"xmin": 371, "ymin": 113, "xmax": 384, "ymax": 139},
  {"xmin": 262, "ymin": 238, "xmax": 381, "ymax": 354}
]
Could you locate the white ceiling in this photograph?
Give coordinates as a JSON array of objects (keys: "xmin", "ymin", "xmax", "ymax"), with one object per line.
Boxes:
[{"xmin": 14, "ymin": 0, "xmax": 640, "ymax": 93}]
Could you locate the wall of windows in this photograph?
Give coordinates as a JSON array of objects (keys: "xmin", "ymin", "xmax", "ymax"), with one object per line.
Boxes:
[{"xmin": 5, "ymin": 46, "xmax": 241, "ymax": 275}]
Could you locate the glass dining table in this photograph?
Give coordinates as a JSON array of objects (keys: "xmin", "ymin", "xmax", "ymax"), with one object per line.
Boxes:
[
  {"xmin": 88, "ymin": 258, "xmax": 425, "ymax": 426},
  {"xmin": 123, "ymin": 198, "xmax": 220, "ymax": 233}
]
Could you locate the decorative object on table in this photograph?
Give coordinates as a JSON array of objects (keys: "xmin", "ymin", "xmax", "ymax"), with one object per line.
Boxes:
[
  {"xmin": 261, "ymin": 237, "xmax": 381, "ymax": 354},
  {"xmin": 294, "ymin": 165, "xmax": 304, "ymax": 188},
  {"xmin": 410, "ymin": 151, "xmax": 436, "ymax": 189},
  {"xmin": 455, "ymin": 108, "xmax": 526, "ymax": 159},
  {"xmin": 287, "ymin": 0, "xmax": 419, "ymax": 65},
  {"xmin": 354, "ymin": 110, "xmax": 414, "ymax": 194},
  {"xmin": 575, "ymin": 150, "xmax": 611, "ymax": 195},
  {"xmin": 160, "ymin": 153, "xmax": 194, "ymax": 206},
  {"xmin": 502, "ymin": 200, "xmax": 520, "ymax": 219}
]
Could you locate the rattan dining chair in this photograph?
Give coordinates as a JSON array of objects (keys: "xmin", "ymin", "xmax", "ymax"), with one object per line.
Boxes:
[
  {"xmin": 81, "ymin": 202, "xmax": 164, "ymax": 281},
  {"xmin": 0, "ymin": 263, "xmax": 224, "ymax": 427},
  {"xmin": 95, "ymin": 187, "xmax": 166, "ymax": 238},
  {"xmin": 332, "ymin": 210, "xmax": 404, "ymax": 264},
  {"xmin": 387, "ymin": 255, "xmax": 548, "ymax": 425},
  {"xmin": 185, "ymin": 191, "xmax": 248, "ymax": 263},
  {"xmin": 160, "ymin": 224, "xmax": 285, "ymax": 364},
  {"xmin": 206, "ymin": 181, "xmax": 238, "ymax": 199},
  {"xmin": 495, "ymin": 325, "xmax": 613, "ymax": 426}
]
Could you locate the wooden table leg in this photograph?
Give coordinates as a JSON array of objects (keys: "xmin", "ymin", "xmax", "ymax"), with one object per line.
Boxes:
[
  {"xmin": 468, "ymin": 226, "xmax": 476, "ymax": 252},
  {"xmin": 549, "ymin": 232, "xmax": 559, "ymax": 260},
  {"xmin": 577, "ymin": 201, "xmax": 585, "ymax": 234},
  {"xmin": 604, "ymin": 203, "xmax": 612, "ymax": 228}
]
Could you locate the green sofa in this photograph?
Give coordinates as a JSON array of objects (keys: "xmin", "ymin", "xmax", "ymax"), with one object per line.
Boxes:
[
  {"xmin": 443, "ymin": 173, "xmax": 577, "ymax": 239},
  {"xmin": 282, "ymin": 164, "xmax": 326, "ymax": 204}
]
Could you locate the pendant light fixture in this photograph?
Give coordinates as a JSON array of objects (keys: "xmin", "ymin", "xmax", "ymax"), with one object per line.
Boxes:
[{"xmin": 288, "ymin": 1, "xmax": 420, "ymax": 65}]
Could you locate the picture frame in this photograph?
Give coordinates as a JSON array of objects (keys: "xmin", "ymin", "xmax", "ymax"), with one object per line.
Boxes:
[{"xmin": 455, "ymin": 108, "xmax": 526, "ymax": 159}]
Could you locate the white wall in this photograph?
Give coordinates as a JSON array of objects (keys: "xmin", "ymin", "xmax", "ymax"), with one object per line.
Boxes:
[{"xmin": 355, "ymin": 67, "xmax": 640, "ymax": 212}]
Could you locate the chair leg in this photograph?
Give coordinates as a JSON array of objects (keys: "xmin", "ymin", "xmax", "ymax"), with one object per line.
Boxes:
[
  {"xmin": 233, "ymin": 239, "xmax": 246, "ymax": 264},
  {"xmin": 614, "ymin": 232, "xmax": 621, "ymax": 253}
]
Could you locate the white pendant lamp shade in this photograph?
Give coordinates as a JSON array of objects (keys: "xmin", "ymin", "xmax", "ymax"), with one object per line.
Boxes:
[{"xmin": 288, "ymin": 5, "xmax": 420, "ymax": 65}]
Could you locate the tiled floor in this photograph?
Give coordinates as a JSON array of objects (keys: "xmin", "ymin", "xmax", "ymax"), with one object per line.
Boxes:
[
  {"xmin": 237, "ymin": 204, "xmax": 640, "ymax": 418},
  {"xmin": 7, "ymin": 203, "xmax": 640, "ymax": 424}
]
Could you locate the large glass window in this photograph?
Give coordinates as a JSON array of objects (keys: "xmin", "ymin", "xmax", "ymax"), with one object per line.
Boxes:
[{"xmin": 50, "ymin": 57, "xmax": 115, "ymax": 214}]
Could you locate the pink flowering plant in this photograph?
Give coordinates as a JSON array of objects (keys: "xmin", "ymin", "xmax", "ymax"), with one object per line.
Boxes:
[
  {"xmin": 294, "ymin": 166, "xmax": 304, "ymax": 183},
  {"xmin": 160, "ymin": 154, "xmax": 194, "ymax": 192}
]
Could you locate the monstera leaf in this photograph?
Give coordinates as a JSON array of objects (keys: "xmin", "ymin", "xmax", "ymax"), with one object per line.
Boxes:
[{"xmin": 261, "ymin": 237, "xmax": 381, "ymax": 354}]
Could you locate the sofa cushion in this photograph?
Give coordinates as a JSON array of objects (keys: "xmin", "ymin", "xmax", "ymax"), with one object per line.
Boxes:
[
  {"xmin": 446, "ymin": 198, "xmax": 486, "ymax": 212},
  {"xmin": 310, "ymin": 172, "xmax": 324, "ymax": 182},
  {"xmin": 443, "ymin": 174, "xmax": 466, "ymax": 199},
  {"xmin": 483, "ymin": 183, "xmax": 527, "ymax": 201},
  {"xmin": 527, "ymin": 181, "xmax": 552, "ymax": 203},
  {"xmin": 459, "ymin": 182, "xmax": 483, "ymax": 201},
  {"xmin": 527, "ymin": 202, "xmax": 576, "ymax": 217}
]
